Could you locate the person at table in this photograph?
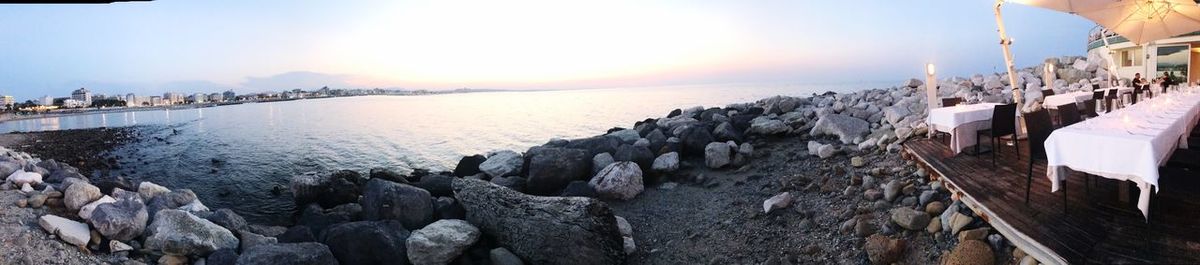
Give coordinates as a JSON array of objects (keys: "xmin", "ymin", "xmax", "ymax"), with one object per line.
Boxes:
[{"xmin": 1132, "ymin": 73, "xmax": 1146, "ymax": 87}]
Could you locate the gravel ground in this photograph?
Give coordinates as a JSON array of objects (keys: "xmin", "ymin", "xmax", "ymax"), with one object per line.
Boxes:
[{"xmin": 0, "ymin": 190, "xmax": 131, "ymax": 265}]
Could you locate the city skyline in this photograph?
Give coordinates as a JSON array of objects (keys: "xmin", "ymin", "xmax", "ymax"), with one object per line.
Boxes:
[{"xmin": 1, "ymin": 1, "xmax": 1095, "ymax": 100}]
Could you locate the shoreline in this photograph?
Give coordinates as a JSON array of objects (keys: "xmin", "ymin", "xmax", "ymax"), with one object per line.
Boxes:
[{"xmin": 0, "ymin": 54, "xmax": 1104, "ymax": 264}]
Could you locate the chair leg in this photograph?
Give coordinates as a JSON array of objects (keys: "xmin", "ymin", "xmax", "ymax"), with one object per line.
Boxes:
[
  {"xmin": 1062, "ymin": 179, "xmax": 1068, "ymax": 212},
  {"xmin": 991, "ymin": 136, "xmax": 997, "ymax": 168},
  {"xmin": 1026, "ymin": 158, "xmax": 1034, "ymax": 204}
]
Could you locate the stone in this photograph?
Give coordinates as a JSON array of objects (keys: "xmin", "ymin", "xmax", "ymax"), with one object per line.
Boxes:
[
  {"xmin": 479, "ymin": 150, "xmax": 523, "ymax": 178},
  {"xmin": 28, "ymin": 193, "xmax": 47, "ymax": 208},
  {"xmin": 237, "ymin": 243, "xmax": 339, "ymax": 265},
  {"xmin": 90, "ymin": 174, "xmax": 134, "ymax": 195},
  {"xmin": 288, "ymin": 173, "xmax": 359, "ymax": 208},
  {"xmin": 452, "ymin": 155, "xmax": 487, "ymax": 177},
  {"xmin": 651, "ymin": 152, "xmax": 680, "ymax": 173},
  {"xmin": 146, "ymin": 189, "xmax": 199, "ymax": 221},
  {"xmin": 565, "ymin": 136, "xmax": 622, "ymax": 158},
  {"xmin": 207, "ymin": 248, "xmax": 239, "ymax": 265},
  {"xmin": 138, "ymin": 181, "xmax": 171, "ymax": 201},
  {"xmin": 607, "ymin": 129, "xmax": 641, "ymax": 144},
  {"xmin": 144, "ymin": 209, "xmax": 240, "ymax": 256},
  {"xmin": 864, "ymin": 189, "xmax": 883, "ymax": 201},
  {"xmin": 613, "ymin": 144, "xmax": 654, "ymax": 171},
  {"xmin": 159, "ymin": 255, "xmax": 188, "ymax": 265},
  {"xmin": 15, "ymin": 198, "xmax": 26, "ymax": 207},
  {"xmin": 810, "ymin": 114, "xmax": 870, "ymax": 144},
  {"xmin": 89, "ymin": 197, "xmax": 149, "ymax": 241},
  {"xmin": 559, "ymin": 180, "xmax": 597, "ymax": 197},
  {"xmin": 526, "ymin": 147, "xmax": 590, "ymax": 195},
  {"xmin": 919, "ymin": 190, "xmax": 936, "ymax": 207},
  {"xmin": 452, "ymin": 178, "xmax": 625, "ymax": 265},
  {"xmin": 890, "ymin": 208, "xmax": 931, "ymax": 230},
  {"xmin": 704, "ymin": 142, "xmax": 732, "ymax": 168},
  {"xmin": 78, "ymin": 195, "xmax": 116, "ymax": 219},
  {"xmin": 864, "ymin": 234, "xmax": 906, "ymax": 265},
  {"xmin": 855, "ymin": 219, "xmax": 876, "ymax": 237},
  {"xmin": 490, "ymin": 248, "xmax": 525, "ymax": 265},
  {"xmin": 748, "ymin": 119, "xmax": 789, "ymax": 135},
  {"xmin": 623, "ymin": 236, "xmax": 637, "ymax": 254},
  {"xmin": 988, "ymin": 234, "xmax": 1005, "ymax": 252},
  {"xmin": 942, "ymin": 240, "xmax": 995, "ymax": 265},
  {"xmin": 64, "ymin": 182, "xmax": 102, "ymax": 211},
  {"xmin": 817, "ymin": 144, "xmax": 838, "ymax": 158},
  {"xmin": 850, "ymin": 156, "xmax": 865, "ymax": 167},
  {"xmin": 320, "ymin": 220, "xmax": 410, "ymax": 265},
  {"xmin": 679, "ymin": 125, "xmax": 716, "ymax": 156},
  {"xmin": 20, "ymin": 183, "xmax": 32, "ymax": 193},
  {"xmin": 927, "ymin": 218, "xmax": 942, "ymax": 233},
  {"xmin": 926, "ymin": 201, "xmax": 946, "ymax": 215},
  {"xmin": 38, "ymin": 214, "xmax": 90, "ymax": 248},
  {"xmin": 762, "ymin": 192, "xmax": 792, "ymax": 214},
  {"xmin": 407, "ymin": 219, "xmax": 481, "ymax": 265},
  {"xmin": 413, "ymin": 174, "xmax": 454, "ymax": 197},
  {"xmin": 361, "ymin": 179, "xmax": 434, "ymax": 230},
  {"xmin": 958, "ymin": 227, "xmax": 990, "ymax": 241},
  {"xmin": 903, "ymin": 78, "xmax": 923, "ymax": 88},
  {"xmin": 109, "ymin": 240, "xmax": 134, "ymax": 252},
  {"xmin": 712, "ymin": 122, "xmax": 743, "ymax": 142},
  {"xmin": 588, "ymin": 161, "xmax": 644, "ymax": 200},
  {"xmin": 205, "ymin": 208, "xmax": 248, "ymax": 232},
  {"xmin": 238, "ymin": 230, "xmax": 277, "ymax": 253},
  {"xmin": 949, "ymin": 212, "xmax": 972, "ymax": 235},
  {"xmin": 592, "ymin": 152, "xmax": 615, "ymax": 175},
  {"xmin": 883, "ymin": 180, "xmax": 901, "ymax": 202},
  {"xmin": 277, "ymin": 226, "xmax": 316, "ymax": 243},
  {"xmin": 6, "ymin": 170, "xmax": 42, "ymax": 186},
  {"xmin": 1019, "ymin": 255, "xmax": 1038, "ymax": 265}
]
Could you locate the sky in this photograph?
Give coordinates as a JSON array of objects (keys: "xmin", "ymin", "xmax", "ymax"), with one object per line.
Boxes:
[{"xmin": 0, "ymin": 0, "xmax": 1095, "ymax": 101}]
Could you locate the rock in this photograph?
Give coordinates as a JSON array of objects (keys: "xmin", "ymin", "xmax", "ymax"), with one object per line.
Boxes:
[
  {"xmin": 988, "ymin": 234, "xmax": 1005, "ymax": 252},
  {"xmin": 109, "ymin": 240, "xmax": 134, "ymax": 252},
  {"xmin": 320, "ymin": 220, "xmax": 410, "ymax": 265},
  {"xmin": 6, "ymin": 170, "xmax": 42, "ymax": 186},
  {"xmin": 90, "ymin": 174, "xmax": 134, "ymax": 195},
  {"xmin": 479, "ymin": 150, "xmax": 523, "ymax": 178},
  {"xmin": 926, "ymin": 201, "xmax": 946, "ymax": 215},
  {"xmin": 361, "ymin": 179, "xmax": 434, "ymax": 230},
  {"xmin": 146, "ymin": 189, "xmax": 198, "ymax": 221},
  {"xmin": 903, "ymin": 78, "xmax": 923, "ymax": 88},
  {"xmin": 159, "ymin": 255, "xmax": 188, "ymax": 265},
  {"xmin": 588, "ymin": 161, "xmax": 644, "ymax": 200},
  {"xmin": 490, "ymin": 176, "xmax": 527, "ymax": 193},
  {"xmin": 817, "ymin": 144, "xmax": 838, "ymax": 159},
  {"xmin": 526, "ymin": 147, "xmax": 590, "ymax": 195},
  {"xmin": 288, "ymin": 173, "xmax": 359, "ymax": 208},
  {"xmin": 237, "ymin": 243, "xmax": 339, "ymax": 265},
  {"xmin": 959, "ymin": 227, "xmax": 990, "ymax": 241},
  {"xmin": 277, "ymin": 226, "xmax": 316, "ymax": 243},
  {"xmin": 864, "ymin": 189, "xmax": 883, "ymax": 201},
  {"xmin": 748, "ymin": 119, "xmax": 789, "ymax": 135},
  {"xmin": 890, "ymin": 208, "xmax": 931, "ymax": 230},
  {"xmin": 864, "ymin": 234, "xmax": 906, "ymax": 265},
  {"xmin": 565, "ymin": 136, "xmax": 621, "ymax": 158},
  {"xmin": 883, "ymin": 180, "xmax": 901, "ymax": 202},
  {"xmin": 144, "ymin": 209, "xmax": 240, "ymax": 256},
  {"xmin": 651, "ymin": 152, "xmax": 679, "ymax": 173},
  {"xmin": 613, "ymin": 144, "xmax": 654, "ymax": 171},
  {"xmin": 138, "ymin": 181, "xmax": 171, "ymax": 201},
  {"xmin": 452, "ymin": 178, "xmax": 625, "ymax": 265},
  {"xmin": 239, "ymin": 230, "xmax": 277, "ymax": 253},
  {"xmin": 89, "ymin": 196, "xmax": 149, "ymax": 241},
  {"xmin": 712, "ymin": 122, "xmax": 743, "ymax": 142},
  {"xmin": 592, "ymin": 152, "xmax": 615, "ymax": 175},
  {"xmin": 855, "ymin": 219, "xmax": 876, "ymax": 237},
  {"xmin": 810, "ymin": 114, "xmax": 870, "ymax": 144},
  {"xmin": 623, "ymin": 236, "xmax": 637, "ymax": 254},
  {"xmin": 950, "ymin": 212, "xmax": 972, "ymax": 235},
  {"xmin": 850, "ymin": 156, "xmax": 865, "ymax": 167},
  {"xmin": 762, "ymin": 192, "xmax": 792, "ymax": 213},
  {"xmin": 64, "ymin": 182, "xmax": 102, "ymax": 211},
  {"xmin": 559, "ymin": 180, "xmax": 597, "ymax": 197},
  {"xmin": 207, "ymin": 248, "xmax": 239, "ymax": 265},
  {"xmin": 38, "ymin": 214, "xmax": 91, "ymax": 248},
  {"xmin": 0, "ymin": 161, "xmax": 20, "ymax": 181},
  {"xmin": 413, "ymin": 174, "xmax": 454, "ymax": 197},
  {"xmin": 246, "ymin": 225, "xmax": 288, "ymax": 238},
  {"xmin": 883, "ymin": 106, "xmax": 912, "ymax": 125},
  {"xmin": 28, "ymin": 193, "xmax": 47, "ymax": 208},
  {"xmin": 678, "ymin": 125, "xmax": 716, "ymax": 156},
  {"xmin": 78, "ymin": 195, "xmax": 116, "ymax": 219},
  {"xmin": 406, "ymin": 219, "xmax": 481, "ymax": 265},
  {"xmin": 452, "ymin": 155, "xmax": 487, "ymax": 177},
  {"xmin": 45, "ymin": 168, "xmax": 84, "ymax": 184},
  {"xmin": 490, "ymin": 248, "xmax": 525, "ymax": 265},
  {"xmin": 927, "ymin": 218, "xmax": 942, "ymax": 233},
  {"xmin": 918, "ymin": 190, "xmax": 936, "ymax": 207},
  {"xmin": 607, "ymin": 129, "xmax": 641, "ymax": 144},
  {"xmin": 704, "ymin": 142, "xmax": 732, "ymax": 168},
  {"xmin": 1019, "ymin": 255, "xmax": 1037, "ymax": 265},
  {"xmin": 433, "ymin": 197, "xmax": 466, "ymax": 220},
  {"xmin": 205, "ymin": 208, "xmax": 248, "ymax": 232},
  {"xmin": 943, "ymin": 240, "xmax": 995, "ymax": 265}
]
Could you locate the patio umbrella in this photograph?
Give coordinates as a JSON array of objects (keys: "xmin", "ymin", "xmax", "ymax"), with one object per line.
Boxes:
[{"xmin": 1013, "ymin": 0, "xmax": 1200, "ymax": 45}]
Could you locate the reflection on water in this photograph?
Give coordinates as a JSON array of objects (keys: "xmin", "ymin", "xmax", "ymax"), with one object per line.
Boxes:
[{"xmin": 0, "ymin": 83, "xmax": 887, "ymax": 224}]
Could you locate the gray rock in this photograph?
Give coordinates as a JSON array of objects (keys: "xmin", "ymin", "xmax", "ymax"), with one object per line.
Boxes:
[
  {"xmin": 406, "ymin": 219, "xmax": 481, "ymax": 265},
  {"xmin": 712, "ymin": 122, "xmax": 743, "ymax": 142},
  {"xmin": 817, "ymin": 144, "xmax": 839, "ymax": 159},
  {"xmin": 89, "ymin": 196, "xmax": 149, "ymax": 241},
  {"xmin": 205, "ymin": 208, "xmax": 248, "ymax": 232},
  {"xmin": 64, "ymin": 182, "xmax": 102, "ymax": 211},
  {"xmin": 320, "ymin": 220, "xmax": 411, "ymax": 265},
  {"xmin": 452, "ymin": 178, "xmax": 625, "ymax": 265},
  {"xmin": 144, "ymin": 209, "xmax": 239, "ymax": 256},
  {"xmin": 650, "ymin": 152, "xmax": 679, "ymax": 173},
  {"xmin": 613, "ymin": 144, "xmax": 655, "ymax": 171},
  {"xmin": 918, "ymin": 190, "xmax": 936, "ymax": 207},
  {"xmin": 38, "ymin": 214, "xmax": 90, "ymax": 248},
  {"xmin": 606, "ymin": 129, "xmax": 641, "ymax": 144},
  {"xmin": 762, "ymin": 192, "xmax": 792, "ymax": 214},
  {"xmin": 592, "ymin": 152, "xmax": 615, "ymax": 175},
  {"xmin": 588, "ymin": 162, "xmax": 644, "ymax": 200},
  {"xmin": 490, "ymin": 176, "xmax": 527, "ymax": 193},
  {"xmin": 490, "ymin": 248, "xmax": 525, "ymax": 265},
  {"xmin": 748, "ymin": 119, "xmax": 789, "ymax": 135},
  {"xmin": 884, "ymin": 179, "xmax": 901, "ymax": 202},
  {"xmin": 138, "ymin": 181, "xmax": 171, "ymax": 201},
  {"xmin": 239, "ymin": 230, "xmax": 277, "ymax": 253},
  {"xmin": 361, "ymin": 179, "xmax": 434, "ymax": 230},
  {"xmin": 78, "ymin": 195, "xmax": 115, "ymax": 220},
  {"xmin": 479, "ymin": 150, "xmax": 523, "ymax": 178},
  {"xmin": 237, "ymin": 243, "xmax": 338, "ymax": 265},
  {"xmin": 890, "ymin": 208, "xmax": 931, "ymax": 230},
  {"xmin": 704, "ymin": 142, "xmax": 732, "ymax": 168},
  {"xmin": 810, "ymin": 114, "xmax": 870, "ymax": 144},
  {"xmin": 526, "ymin": 147, "xmax": 590, "ymax": 196}
]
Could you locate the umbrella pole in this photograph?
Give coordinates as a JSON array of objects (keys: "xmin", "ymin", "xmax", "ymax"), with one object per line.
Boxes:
[
  {"xmin": 994, "ymin": 0, "xmax": 1023, "ymax": 110},
  {"xmin": 1100, "ymin": 28, "xmax": 1121, "ymax": 84}
]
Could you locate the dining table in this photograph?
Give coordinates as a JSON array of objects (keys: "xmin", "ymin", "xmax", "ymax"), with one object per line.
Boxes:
[
  {"xmin": 927, "ymin": 103, "xmax": 1001, "ymax": 154},
  {"xmin": 1044, "ymin": 87, "xmax": 1200, "ymax": 219},
  {"xmin": 1043, "ymin": 86, "xmax": 1134, "ymax": 109}
]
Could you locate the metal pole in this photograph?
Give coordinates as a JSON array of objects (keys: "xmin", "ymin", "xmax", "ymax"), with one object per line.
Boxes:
[
  {"xmin": 1100, "ymin": 28, "xmax": 1121, "ymax": 84},
  {"xmin": 995, "ymin": 0, "xmax": 1023, "ymax": 111}
]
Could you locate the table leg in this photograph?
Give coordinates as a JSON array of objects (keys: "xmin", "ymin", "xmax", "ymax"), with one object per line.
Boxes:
[{"xmin": 1118, "ymin": 181, "xmax": 1130, "ymax": 203}]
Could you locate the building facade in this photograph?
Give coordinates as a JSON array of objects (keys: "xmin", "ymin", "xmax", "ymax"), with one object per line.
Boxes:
[
  {"xmin": 71, "ymin": 88, "xmax": 92, "ymax": 106},
  {"xmin": 1088, "ymin": 29, "xmax": 1200, "ymax": 85}
]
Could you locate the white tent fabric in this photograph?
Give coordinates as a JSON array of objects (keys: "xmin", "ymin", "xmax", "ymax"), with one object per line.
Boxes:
[{"xmin": 1014, "ymin": 0, "xmax": 1200, "ymax": 44}]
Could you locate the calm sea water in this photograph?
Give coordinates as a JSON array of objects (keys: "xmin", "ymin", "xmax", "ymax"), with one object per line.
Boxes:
[{"xmin": 0, "ymin": 83, "xmax": 890, "ymax": 224}]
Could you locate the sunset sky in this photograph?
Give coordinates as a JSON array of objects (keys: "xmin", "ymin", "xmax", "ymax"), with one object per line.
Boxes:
[{"xmin": 0, "ymin": 0, "xmax": 1094, "ymax": 100}]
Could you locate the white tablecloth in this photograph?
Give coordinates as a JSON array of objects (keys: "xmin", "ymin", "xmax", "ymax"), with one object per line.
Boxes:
[
  {"xmin": 1043, "ymin": 87, "xmax": 1135, "ymax": 109},
  {"xmin": 928, "ymin": 103, "xmax": 1000, "ymax": 153},
  {"xmin": 1044, "ymin": 90, "xmax": 1200, "ymax": 219}
]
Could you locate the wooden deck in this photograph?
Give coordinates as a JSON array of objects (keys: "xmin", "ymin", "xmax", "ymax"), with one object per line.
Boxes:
[{"xmin": 903, "ymin": 138, "xmax": 1200, "ymax": 265}]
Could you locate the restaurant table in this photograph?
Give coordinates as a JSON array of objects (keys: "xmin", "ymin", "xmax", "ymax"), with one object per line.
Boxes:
[
  {"xmin": 927, "ymin": 103, "xmax": 1000, "ymax": 153},
  {"xmin": 1043, "ymin": 86, "xmax": 1135, "ymax": 109},
  {"xmin": 1044, "ymin": 89, "xmax": 1200, "ymax": 219}
]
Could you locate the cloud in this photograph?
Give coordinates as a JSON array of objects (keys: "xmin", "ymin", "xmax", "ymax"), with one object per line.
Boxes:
[{"xmin": 240, "ymin": 71, "xmax": 356, "ymax": 91}]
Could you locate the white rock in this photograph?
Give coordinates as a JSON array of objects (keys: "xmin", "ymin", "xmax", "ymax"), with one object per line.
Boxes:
[
  {"xmin": 606, "ymin": 129, "xmax": 641, "ymax": 144},
  {"xmin": 748, "ymin": 119, "xmax": 790, "ymax": 135},
  {"xmin": 588, "ymin": 161, "xmax": 644, "ymax": 200},
  {"xmin": 78, "ymin": 195, "xmax": 116, "ymax": 219},
  {"xmin": 407, "ymin": 219, "xmax": 482, "ymax": 265},
  {"xmin": 110, "ymin": 240, "xmax": 134, "ymax": 252},
  {"xmin": 6, "ymin": 170, "xmax": 42, "ymax": 186},
  {"xmin": 479, "ymin": 150, "xmax": 523, "ymax": 178},
  {"xmin": 178, "ymin": 199, "xmax": 210, "ymax": 212},
  {"xmin": 704, "ymin": 142, "xmax": 732, "ymax": 168},
  {"xmin": 38, "ymin": 214, "xmax": 91, "ymax": 248},
  {"xmin": 650, "ymin": 152, "xmax": 679, "ymax": 172},
  {"xmin": 817, "ymin": 144, "xmax": 838, "ymax": 159},
  {"xmin": 614, "ymin": 216, "xmax": 633, "ymax": 237},
  {"xmin": 20, "ymin": 183, "xmax": 33, "ymax": 193},
  {"xmin": 763, "ymin": 192, "xmax": 793, "ymax": 213},
  {"xmin": 138, "ymin": 181, "xmax": 171, "ymax": 201},
  {"xmin": 622, "ymin": 236, "xmax": 637, "ymax": 255}
]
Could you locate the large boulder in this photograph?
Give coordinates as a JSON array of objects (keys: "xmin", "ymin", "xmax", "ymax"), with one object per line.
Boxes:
[
  {"xmin": 38, "ymin": 214, "xmax": 90, "ymax": 248},
  {"xmin": 943, "ymin": 239, "xmax": 995, "ymax": 265},
  {"xmin": 452, "ymin": 178, "xmax": 626, "ymax": 265},
  {"xmin": 406, "ymin": 219, "xmax": 481, "ymax": 265},
  {"xmin": 205, "ymin": 208, "xmax": 248, "ymax": 232},
  {"xmin": 747, "ymin": 119, "xmax": 789, "ymax": 135},
  {"xmin": 564, "ymin": 136, "xmax": 621, "ymax": 158},
  {"xmin": 138, "ymin": 181, "xmax": 171, "ymax": 201},
  {"xmin": 478, "ymin": 150, "xmax": 523, "ymax": 178},
  {"xmin": 144, "ymin": 209, "xmax": 239, "ymax": 256},
  {"xmin": 525, "ymin": 147, "xmax": 590, "ymax": 196},
  {"xmin": 651, "ymin": 152, "xmax": 680, "ymax": 173},
  {"xmin": 704, "ymin": 142, "xmax": 733, "ymax": 169},
  {"xmin": 606, "ymin": 129, "xmax": 641, "ymax": 144},
  {"xmin": 413, "ymin": 174, "xmax": 454, "ymax": 197},
  {"xmin": 6, "ymin": 170, "xmax": 42, "ymax": 186},
  {"xmin": 588, "ymin": 162, "xmax": 644, "ymax": 200},
  {"xmin": 361, "ymin": 179, "xmax": 434, "ymax": 230},
  {"xmin": 64, "ymin": 182, "xmax": 102, "ymax": 211},
  {"xmin": 864, "ymin": 234, "xmax": 906, "ymax": 265},
  {"xmin": 678, "ymin": 125, "xmax": 715, "ymax": 157},
  {"xmin": 890, "ymin": 208, "xmax": 931, "ymax": 231},
  {"xmin": 91, "ymin": 174, "xmax": 134, "ymax": 195},
  {"xmin": 88, "ymin": 196, "xmax": 149, "ymax": 241},
  {"xmin": 296, "ymin": 203, "xmax": 362, "ymax": 237},
  {"xmin": 810, "ymin": 114, "xmax": 870, "ymax": 144},
  {"xmin": 712, "ymin": 122, "xmax": 743, "ymax": 142},
  {"xmin": 452, "ymin": 155, "xmax": 486, "ymax": 177},
  {"xmin": 320, "ymin": 220, "xmax": 411, "ymax": 265},
  {"xmin": 612, "ymin": 144, "xmax": 654, "ymax": 171},
  {"xmin": 146, "ymin": 189, "xmax": 198, "ymax": 221},
  {"xmin": 289, "ymin": 172, "xmax": 360, "ymax": 208},
  {"xmin": 45, "ymin": 167, "xmax": 84, "ymax": 184},
  {"xmin": 237, "ymin": 243, "xmax": 339, "ymax": 265}
]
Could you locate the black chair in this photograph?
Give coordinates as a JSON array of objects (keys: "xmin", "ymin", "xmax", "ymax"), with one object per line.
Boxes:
[
  {"xmin": 1166, "ymin": 149, "xmax": 1200, "ymax": 171},
  {"xmin": 1057, "ymin": 103, "xmax": 1083, "ymax": 128},
  {"xmin": 1081, "ymin": 99, "xmax": 1098, "ymax": 118},
  {"xmin": 1105, "ymin": 89, "xmax": 1120, "ymax": 112},
  {"xmin": 1143, "ymin": 84, "xmax": 1153, "ymax": 99},
  {"xmin": 1090, "ymin": 91, "xmax": 1105, "ymax": 113},
  {"xmin": 976, "ymin": 103, "xmax": 1018, "ymax": 167},
  {"xmin": 941, "ymin": 97, "xmax": 963, "ymax": 107},
  {"xmin": 1042, "ymin": 89, "xmax": 1056, "ymax": 96},
  {"xmin": 1092, "ymin": 84, "xmax": 1101, "ymax": 91},
  {"xmin": 1131, "ymin": 87, "xmax": 1141, "ymax": 105},
  {"xmin": 1024, "ymin": 109, "xmax": 1065, "ymax": 207}
]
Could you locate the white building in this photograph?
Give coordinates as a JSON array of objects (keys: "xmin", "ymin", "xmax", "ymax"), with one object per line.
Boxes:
[
  {"xmin": 164, "ymin": 93, "xmax": 185, "ymax": 105},
  {"xmin": 39, "ymin": 95, "xmax": 53, "ymax": 106},
  {"xmin": 150, "ymin": 96, "xmax": 164, "ymax": 106},
  {"xmin": 1088, "ymin": 29, "xmax": 1199, "ymax": 85},
  {"xmin": 62, "ymin": 99, "xmax": 86, "ymax": 108},
  {"xmin": 71, "ymin": 88, "xmax": 92, "ymax": 106}
]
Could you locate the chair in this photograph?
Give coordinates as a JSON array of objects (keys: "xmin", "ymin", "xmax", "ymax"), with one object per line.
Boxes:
[
  {"xmin": 1024, "ymin": 109, "xmax": 1064, "ymax": 207},
  {"xmin": 1166, "ymin": 149, "xmax": 1200, "ymax": 171},
  {"xmin": 1092, "ymin": 84, "xmax": 1101, "ymax": 91},
  {"xmin": 1143, "ymin": 84, "xmax": 1153, "ymax": 99},
  {"xmin": 1105, "ymin": 89, "xmax": 1120, "ymax": 112},
  {"xmin": 1081, "ymin": 99, "xmax": 1098, "ymax": 118},
  {"xmin": 1056, "ymin": 103, "xmax": 1083, "ymax": 128},
  {"xmin": 1130, "ymin": 86, "xmax": 1141, "ymax": 105},
  {"xmin": 1042, "ymin": 89, "xmax": 1056, "ymax": 96},
  {"xmin": 941, "ymin": 97, "xmax": 963, "ymax": 107},
  {"xmin": 976, "ymin": 103, "xmax": 1018, "ymax": 167},
  {"xmin": 1091, "ymin": 91, "xmax": 1105, "ymax": 113}
]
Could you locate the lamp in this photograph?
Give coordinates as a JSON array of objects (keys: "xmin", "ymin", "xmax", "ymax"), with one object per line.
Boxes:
[
  {"xmin": 1043, "ymin": 62, "xmax": 1056, "ymax": 92},
  {"xmin": 925, "ymin": 63, "xmax": 939, "ymax": 110}
]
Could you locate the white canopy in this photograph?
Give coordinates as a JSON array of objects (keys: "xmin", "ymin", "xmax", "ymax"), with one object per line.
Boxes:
[{"xmin": 1014, "ymin": 0, "xmax": 1200, "ymax": 44}]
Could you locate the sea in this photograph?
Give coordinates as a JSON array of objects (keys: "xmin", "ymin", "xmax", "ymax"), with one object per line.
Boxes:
[{"xmin": 0, "ymin": 82, "xmax": 893, "ymax": 224}]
